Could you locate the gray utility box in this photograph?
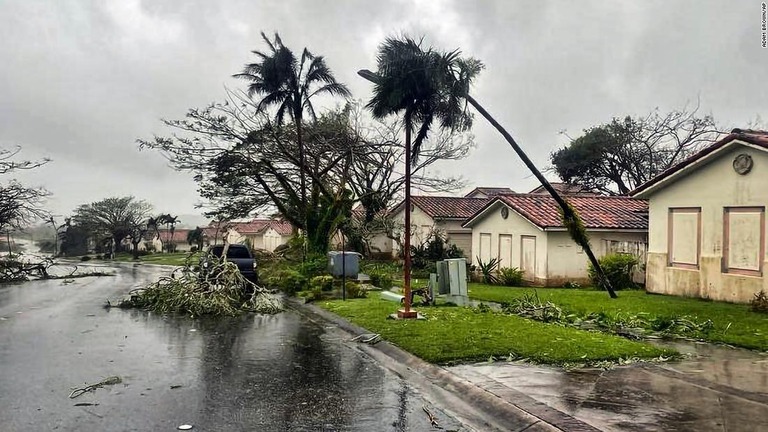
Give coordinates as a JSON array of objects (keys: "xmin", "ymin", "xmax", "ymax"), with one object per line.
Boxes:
[
  {"xmin": 435, "ymin": 261, "xmax": 450, "ymax": 294},
  {"xmin": 327, "ymin": 251, "xmax": 362, "ymax": 278},
  {"xmin": 445, "ymin": 258, "xmax": 468, "ymax": 297}
]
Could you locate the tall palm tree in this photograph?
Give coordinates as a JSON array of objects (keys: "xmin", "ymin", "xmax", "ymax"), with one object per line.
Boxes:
[
  {"xmin": 360, "ymin": 37, "xmax": 617, "ymax": 299},
  {"xmin": 361, "ymin": 37, "xmax": 477, "ymax": 317},
  {"xmin": 234, "ymin": 32, "xmax": 351, "ymax": 248}
]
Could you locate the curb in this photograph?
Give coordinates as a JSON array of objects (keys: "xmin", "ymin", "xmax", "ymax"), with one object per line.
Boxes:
[{"xmin": 288, "ymin": 299, "xmax": 602, "ymax": 432}]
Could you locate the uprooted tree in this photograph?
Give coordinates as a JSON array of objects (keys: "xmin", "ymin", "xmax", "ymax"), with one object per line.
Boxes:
[{"xmin": 551, "ymin": 105, "xmax": 723, "ymax": 195}]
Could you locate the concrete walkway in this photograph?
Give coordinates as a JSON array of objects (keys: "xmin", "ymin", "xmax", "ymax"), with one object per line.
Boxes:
[
  {"xmin": 449, "ymin": 341, "xmax": 768, "ymax": 431},
  {"xmin": 301, "ymin": 301, "xmax": 768, "ymax": 431}
]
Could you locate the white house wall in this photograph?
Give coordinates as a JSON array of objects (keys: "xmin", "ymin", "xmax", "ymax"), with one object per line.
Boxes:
[
  {"xmin": 468, "ymin": 202, "xmax": 548, "ymax": 283},
  {"xmin": 390, "ymin": 207, "xmax": 473, "ymax": 258},
  {"xmin": 645, "ymin": 143, "xmax": 768, "ymax": 303},
  {"xmin": 546, "ymin": 230, "xmax": 647, "ymax": 286}
]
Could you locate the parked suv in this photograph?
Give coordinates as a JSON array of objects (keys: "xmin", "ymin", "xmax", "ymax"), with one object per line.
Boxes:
[{"xmin": 202, "ymin": 244, "xmax": 258, "ymax": 284}]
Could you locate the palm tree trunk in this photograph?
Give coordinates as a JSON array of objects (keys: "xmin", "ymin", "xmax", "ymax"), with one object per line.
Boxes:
[
  {"xmin": 402, "ymin": 110, "xmax": 414, "ymax": 315},
  {"xmin": 465, "ymin": 94, "xmax": 617, "ymax": 298},
  {"xmin": 296, "ymin": 111, "xmax": 307, "ymax": 262}
]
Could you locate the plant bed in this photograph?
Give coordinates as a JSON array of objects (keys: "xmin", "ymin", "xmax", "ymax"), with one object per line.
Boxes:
[
  {"xmin": 468, "ymin": 284, "xmax": 768, "ymax": 351},
  {"xmin": 318, "ymin": 297, "xmax": 674, "ymax": 365}
]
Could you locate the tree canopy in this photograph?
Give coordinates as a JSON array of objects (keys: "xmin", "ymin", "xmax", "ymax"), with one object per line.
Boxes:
[
  {"xmin": 0, "ymin": 147, "xmax": 50, "ymax": 233},
  {"xmin": 551, "ymin": 106, "xmax": 723, "ymax": 195},
  {"xmin": 71, "ymin": 196, "xmax": 152, "ymax": 253}
]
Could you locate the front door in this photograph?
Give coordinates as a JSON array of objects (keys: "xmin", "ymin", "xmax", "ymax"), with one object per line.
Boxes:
[{"xmin": 520, "ymin": 235, "xmax": 536, "ymax": 282}]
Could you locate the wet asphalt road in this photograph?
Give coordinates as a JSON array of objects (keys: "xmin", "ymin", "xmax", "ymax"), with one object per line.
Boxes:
[{"xmin": 0, "ymin": 263, "xmax": 466, "ymax": 432}]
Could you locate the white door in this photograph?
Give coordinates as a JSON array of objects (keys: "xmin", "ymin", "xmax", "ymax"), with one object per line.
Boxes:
[
  {"xmin": 498, "ymin": 234, "xmax": 513, "ymax": 269},
  {"xmin": 479, "ymin": 233, "xmax": 492, "ymax": 264},
  {"xmin": 520, "ymin": 236, "xmax": 536, "ymax": 282}
]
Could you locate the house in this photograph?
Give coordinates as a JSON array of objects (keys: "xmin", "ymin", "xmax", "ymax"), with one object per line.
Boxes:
[
  {"xmin": 463, "ymin": 194, "xmax": 648, "ymax": 286},
  {"xmin": 389, "ymin": 196, "xmax": 490, "ymax": 257},
  {"xmin": 224, "ymin": 219, "xmax": 294, "ymax": 252},
  {"xmin": 137, "ymin": 228, "xmax": 193, "ymax": 252},
  {"xmin": 631, "ymin": 129, "xmax": 768, "ymax": 303},
  {"xmin": 464, "ymin": 187, "xmax": 515, "ymax": 199}
]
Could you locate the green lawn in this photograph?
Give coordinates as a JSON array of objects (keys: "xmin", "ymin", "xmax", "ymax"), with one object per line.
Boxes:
[
  {"xmin": 109, "ymin": 252, "xmax": 201, "ymax": 266},
  {"xmin": 319, "ymin": 297, "xmax": 674, "ymax": 365},
  {"xmin": 468, "ymin": 284, "xmax": 768, "ymax": 351}
]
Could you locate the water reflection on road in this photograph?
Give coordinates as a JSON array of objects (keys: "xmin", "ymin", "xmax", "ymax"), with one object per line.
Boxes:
[{"xmin": 0, "ymin": 263, "xmax": 465, "ymax": 431}]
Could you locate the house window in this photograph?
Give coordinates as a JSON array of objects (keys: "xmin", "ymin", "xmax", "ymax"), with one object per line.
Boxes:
[
  {"xmin": 668, "ymin": 208, "xmax": 701, "ymax": 269},
  {"xmin": 723, "ymin": 207, "xmax": 765, "ymax": 276}
]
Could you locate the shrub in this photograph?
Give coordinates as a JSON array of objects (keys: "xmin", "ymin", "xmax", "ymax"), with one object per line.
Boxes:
[
  {"xmin": 368, "ymin": 271, "xmax": 393, "ymax": 290},
  {"xmin": 343, "ymin": 281, "xmax": 365, "ymax": 298},
  {"xmin": 588, "ymin": 253, "xmax": 639, "ymax": 290},
  {"xmin": 265, "ymin": 268, "xmax": 307, "ymax": 295},
  {"xmin": 190, "ymin": 246, "xmax": 198, "ymax": 253},
  {"xmin": 310, "ymin": 275, "xmax": 334, "ymax": 292},
  {"xmin": 562, "ymin": 281, "xmax": 581, "ymax": 289},
  {"xmin": 80, "ymin": 256, "xmax": 92, "ymax": 262},
  {"xmin": 296, "ymin": 254, "xmax": 328, "ymax": 278},
  {"xmin": 498, "ymin": 267, "xmax": 524, "ymax": 286},
  {"xmin": 751, "ymin": 290, "xmax": 768, "ymax": 313},
  {"xmin": 476, "ymin": 257, "xmax": 500, "ymax": 285}
]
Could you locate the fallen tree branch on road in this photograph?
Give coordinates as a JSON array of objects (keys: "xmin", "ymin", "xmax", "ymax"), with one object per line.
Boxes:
[{"xmin": 116, "ymin": 254, "xmax": 282, "ymax": 316}]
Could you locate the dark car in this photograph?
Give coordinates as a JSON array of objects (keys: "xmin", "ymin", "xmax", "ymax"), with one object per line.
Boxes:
[{"xmin": 203, "ymin": 244, "xmax": 258, "ymax": 284}]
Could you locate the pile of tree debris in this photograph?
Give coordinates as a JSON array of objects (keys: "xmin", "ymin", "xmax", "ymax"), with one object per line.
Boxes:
[{"xmin": 116, "ymin": 254, "xmax": 282, "ymax": 316}]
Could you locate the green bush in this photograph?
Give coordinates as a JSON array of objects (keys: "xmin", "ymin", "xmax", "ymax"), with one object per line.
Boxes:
[
  {"xmin": 310, "ymin": 275, "xmax": 335, "ymax": 292},
  {"xmin": 588, "ymin": 253, "xmax": 639, "ymax": 290},
  {"xmin": 368, "ymin": 271, "xmax": 393, "ymax": 290},
  {"xmin": 476, "ymin": 257, "xmax": 500, "ymax": 285},
  {"xmin": 343, "ymin": 281, "xmax": 365, "ymax": 298},
  {"xmin": 498, "ymin": 267, "xmax": 524, "ymax": 286},
  {"xmin": 296, "ymin": 254, "xmax": 328, "ymax": 278},
  {"xmin": 265, "ymin": 268, "xmax": 307, "ymax": 295},
  {"xmin": 751, "ymin": 290, "xmax": 768, "ymax": 313},
  {"xmin": 80, "ymin": 255, "xmax": 92, "ymax": 262}
]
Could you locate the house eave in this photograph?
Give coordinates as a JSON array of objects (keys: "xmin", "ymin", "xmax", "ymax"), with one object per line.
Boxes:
[{"xmin": 632, "ymin": 139, "xmax": 768, "ymax": 198}]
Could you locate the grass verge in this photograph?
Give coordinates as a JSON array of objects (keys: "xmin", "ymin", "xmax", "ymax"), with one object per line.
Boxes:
[
  {"xmin": 468, "ymin": 284, "xmax": 768, "ymax": 351},
  {"xmin": 110, "ymin": 252, "xmax": 201, "ymax": 266},
  {"xmin": 318, "ymin": 297, "xmax": 674, "ymax": 365}
]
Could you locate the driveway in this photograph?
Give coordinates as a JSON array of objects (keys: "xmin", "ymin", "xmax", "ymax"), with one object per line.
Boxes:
[{"xmin": 0, "ymin": 263, "xmax": 466, "ymax": 432}]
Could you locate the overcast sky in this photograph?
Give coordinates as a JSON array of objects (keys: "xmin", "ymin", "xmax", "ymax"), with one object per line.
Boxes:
[{"xmin": 1, "ymin": 0, "xmax": 766, "ymax": 224}]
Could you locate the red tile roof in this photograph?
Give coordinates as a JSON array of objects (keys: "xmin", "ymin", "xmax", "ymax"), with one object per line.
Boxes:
[
  {"xmin": 631, "ymin": 129, "xmax": 768, "ymax": 196},
  {"xmin": 528, "ymin": 182, "xmax": 596, "ymax": 195},
  {"xmin": 464, "ymin": 187, "xmax": 515, "ymax": 197},
  {"xmin": 465, "ymin": 194, "xmax": 648, "ymax": 230},
  {"xmin": 268, "ymin": 220, "xmax": 294, "ymax": 236},
  {"xmin": 226, "ymin": 219, "xmax": 294, "ymax": 236},
  {"xmin": 392, "ymin": 196, "xmax": 490, "ymax": 220}
]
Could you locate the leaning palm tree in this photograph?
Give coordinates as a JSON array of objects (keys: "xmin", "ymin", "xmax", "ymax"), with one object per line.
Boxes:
[
  {"xmin": 234, "ymin": 32, "xmax": 351, "ymax": 250},
  {"xmin": 359, "ymin": 36, "xmax": 617, "ymax": 299},
  {"xmin": 361, "ymin": 37, "xmax": 477, "ymax": 317}
]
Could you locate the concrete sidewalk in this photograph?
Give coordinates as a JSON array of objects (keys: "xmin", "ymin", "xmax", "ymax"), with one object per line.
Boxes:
[
  {"xmin": 297, "ymin": 300, "xmax": 768, "ymax": 431},
  {"xmin": 449, "ymin": 341, "xmax": 768, "ymax": 431}
]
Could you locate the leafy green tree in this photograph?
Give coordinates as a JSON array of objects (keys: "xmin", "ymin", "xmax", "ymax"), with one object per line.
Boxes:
[
  {"xmin": 551, "ymin": 108, "xmax": 722, "ymax": 194},
  {"xmin": 233, "ymin": 32, "xmax": 352, "ymax": 248},
  {"xmin": 359, "ymin": 36, "xmax": 618, "ymax": 297},
  {"xmin": 361, "ymin": 36, "xmax": 478, "ymax": 313},
  {"xmin": 187, "ymin": 227, "xmax": 204, "ymax": 250},
  {"xmin": 72, "ymin": 197, "xmax": 152, "ymax": 255}
]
